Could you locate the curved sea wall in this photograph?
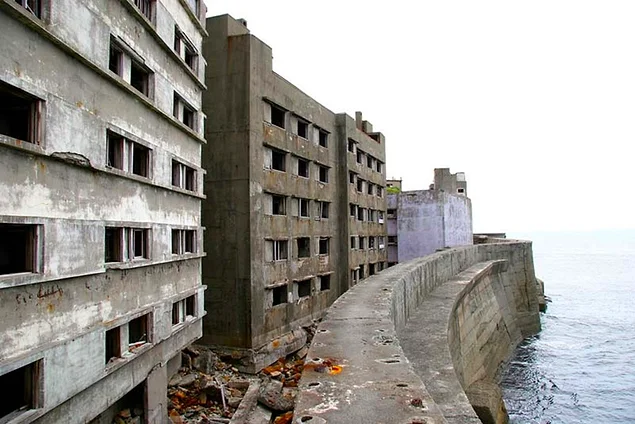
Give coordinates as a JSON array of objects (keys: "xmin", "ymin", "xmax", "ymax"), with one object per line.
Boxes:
[{"xmin": 293, "ymin": 240, "xmax": 541, "ymax": 424}]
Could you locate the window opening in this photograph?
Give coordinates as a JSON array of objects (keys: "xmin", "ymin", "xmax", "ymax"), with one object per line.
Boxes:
[
  {"xmin": 106, "ymin": 327, "xmax": 121, "ymax": 364},
  {"xmin": 320, "ymin": 275, "xmax": 331, "ymax": 291},
  {"xmin": 297, "ymin": 120, "xmax": 308, "ymax": 138},
  {"xmin": 128, "ymin": 314, "xmax": 148, "ymax": 349},
  {"xmin": 172, "ymin": 160, "xmax": 196, "ymax": 191},
  {"xmin": 297, "ymin": 279, "xmax": 311, "ymax": 298},
  {"xmin": 297, "ymin": 158, "xmax": 309, "ymax": 178},
  {"xmin": 272, "ymin": 285, "xmax": 287, "ymax": 306},
  {"xmin": 297, "ymin": 237, "xmax": 310, "ymax": 258},
  {"xmin": 318, "ymin": 165, "xmax": 328, "ymax": 183},
  {"xmin": 134, "ymin": 0, "xmax": 153, "ymax": 20},
  {"xmin": 357, "ymin": 178, "xmax": 364, "ymax": 192},
  {"xmin": 319, "ymin": 237, "xmax": 329, "ymax": 255},
  {"xmin": 130, "ymin": 61, "xmax": 150, "ymax": 96},
  {"xmin": 349, "ymin": 171, "xmax": 355, "ymax": 184},
  {"xmin": 299, "ymin": 198, "xmax": 309, "ymax": 218},
  {"xmin": 272, "ymin": 150, "xmax": 285, "ymax": 171},
  {"xmin": 0, "ymin": 80, "xmax": 41, "ymax": 143},
  {"xmin": 319, "ymin": 201, "xmax": 329, "ymax": 219},
  {"xmin": 105, "ymin": 227, "xmax": 122, "ymax": 263},
  {"xmin": 0, "ymin": 361, "xmax": 40, "ymax": 419},
  {"xmin": 0, "ymin": 224, "xmax": 36, "ymax": 275},
  {"xmin": 15, "ymin": 0, "xmax": 41, "ymax": 17},
  {"xmin": 318, "ymin": 130, "xmax": 328, "ymax": 147},
  {"xmin": 270, "ymin": 104, "xmax": 285, "ymax": 128},
  {"xmin": 272, "ymin": 195, "xmax": 286, "ymax": 215}
]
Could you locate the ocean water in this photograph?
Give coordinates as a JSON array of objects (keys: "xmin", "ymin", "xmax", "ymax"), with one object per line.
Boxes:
[{"xmin": 500, "ymin": 230, "xmax": 635, "ymax": 423}]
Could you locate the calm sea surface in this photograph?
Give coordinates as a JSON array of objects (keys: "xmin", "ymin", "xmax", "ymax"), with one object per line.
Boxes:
[{"xmin": 500, "ymin": 230, "xmax": 635, "ymax": 423}]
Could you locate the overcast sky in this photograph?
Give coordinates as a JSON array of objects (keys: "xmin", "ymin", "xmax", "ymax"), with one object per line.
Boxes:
[{"xmin": 206, "ymin": 1, "xmax": 634, "ymax": 233}]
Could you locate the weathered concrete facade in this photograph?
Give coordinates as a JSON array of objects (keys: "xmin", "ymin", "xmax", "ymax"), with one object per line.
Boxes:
[
  {"xmin": 201, "ymin": 15, "xmax": 387, "ymax": 372},
  {"xmin": 387, "ymin": 169, "xmax": 473, "ymax": 264},
  {"xmin": 0, "ymin": 0, "xmax": 207, "ymax": 422}
]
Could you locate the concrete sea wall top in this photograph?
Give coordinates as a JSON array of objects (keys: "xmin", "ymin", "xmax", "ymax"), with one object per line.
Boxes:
[{"xmin": 293, "ymin": 241, "xmax": 540, "ymax": 423}]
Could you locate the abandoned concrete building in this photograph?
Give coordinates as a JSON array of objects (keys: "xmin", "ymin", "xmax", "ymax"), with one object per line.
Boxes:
[
  {"xmin": 0, "ymin": 0, "xmax": 206, "ymax": 422},
  {"xmin": 387, "ymin": 169, "xmax": 473, "ymax": 264},
  {"xmin": 201, "ymin": 15, "xmax": 388, "ymax": 372}
]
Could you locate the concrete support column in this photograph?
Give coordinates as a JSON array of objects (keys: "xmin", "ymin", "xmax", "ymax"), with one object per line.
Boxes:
[{"xmin": 146, "ymin": 364, "xmax": 168, "ymax": 424}]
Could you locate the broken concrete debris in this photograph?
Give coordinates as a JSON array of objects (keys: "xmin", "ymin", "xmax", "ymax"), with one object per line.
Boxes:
[{"xmin": 166, "ymin": 322, "xmax": 319, "ymax": 424}]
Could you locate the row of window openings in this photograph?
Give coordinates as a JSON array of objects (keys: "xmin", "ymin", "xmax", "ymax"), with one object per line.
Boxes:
[
  {"xmin": 268, "ymin": 195, "xmax": 330, "ymax": 219},
  {"xmin": 350, "ymin": 236, "xmax": 386, "ymax": 250},
  {"xmin": 270, "ymin": 275, "xmax": 331, "ymax": 306},
  {"xmin": 348, "ymin": 140, "xmax": 383, "ymax": 173},
  {"xmin": 107, "ymin": 131, "xmax": 196, "ymax": 191},
  {"xmin": 266, "ymin": 238, "xmax": 330, "ymax": 261},
  {"xmin": 351, "ymin": 262, "xmax": 386, "ymax": 282},
  {"xmin": 266, "ymin": 102, "xmax": 329, "ymax": 148},
  {"xmin": 104, "ymin": 228, "xmax": 196, "ymax": 263},
  {"xmin": 266, "ymin": 149, "xmax": 329, "ymax": 183},
  {"xmin": 0, "ymin": 294, "xmax": 196, "ymax": 420},
  {"xmin": 109, "ymin": 39, "xmax": 197, "ymax": 130},
  {"xmin": 0, "ymin": 80, "xmax": 197, "ymax": 192},
  {"xmin": 349, "ymin": 172, "xmax": 385, "ymax": 197},
  {"xmin": 349, "ymin": 204, "xmax": 385, "ymax": 223}
]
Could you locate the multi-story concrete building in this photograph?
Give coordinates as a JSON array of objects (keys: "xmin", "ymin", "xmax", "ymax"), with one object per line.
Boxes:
[
  {"xmin": 0, "ymin": 0, "xmax": 206, "ymax": 422},
  {"xmin": 201, "ymin": 15, "xmax": 387, "ymax": 372},
  {"xmin": 387, "ymin": 169, "xmax": 472, "ymax": 264}
]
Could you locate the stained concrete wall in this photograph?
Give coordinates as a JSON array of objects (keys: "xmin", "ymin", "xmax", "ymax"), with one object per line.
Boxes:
[
  {"xmin": 0, "ymin": 1, "xmax": 205, "ymax": 422},
  {"xmin": 201, "ymin": 14, "xmax": 386, "ymax": 371},
  {"xmin": 397, "ymin": 190, "xmax": 473, "ymax": 262},
  {"xmin": 294, "ymin": 241, "xmax": 540, "ymax": 423}
]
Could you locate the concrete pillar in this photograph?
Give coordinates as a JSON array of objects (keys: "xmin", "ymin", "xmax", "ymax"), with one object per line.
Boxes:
[{"xmin": 146, "ymin": 364, "xmax": 168, "ymax": 424}]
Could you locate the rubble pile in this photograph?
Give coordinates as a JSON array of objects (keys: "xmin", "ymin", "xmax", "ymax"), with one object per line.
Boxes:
[
  {"xmin": 167, "ymin": 321, "xmax": 319, "ymax": 424},
  {"xmin": 168, "ymin": 347, "xmax": 249, "ymax": 423},
  {"xmin": 112, "ymin": 407, "xmax": 144, "ymax": 424}
]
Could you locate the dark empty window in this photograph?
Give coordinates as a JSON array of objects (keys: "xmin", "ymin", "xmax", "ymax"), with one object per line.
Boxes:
[
  {"xmin": 318, "ymin": 165, "xmax": 328, "ymax": 183},
  {"xmin": 15, "ymin": 0, "xmax": 41, "ymax": 18},
  {"xmin": 359, "ymin": 236, "xmax": 365, "ymax": 249},
  {"xmin": 458, "ymin": 188, "xmax": 465, "ymax": 194},
  {"xmin": 297, "ymin": 279, "xmax": 311, "ymax": 298},
  {"xmin": 388, "ymin": 236, "xmax": 398, "ymax": 245},
  {"xmin": 272, "ymin": 285, "xmax": 287, "ymax": 306},
  {"xmin": 297, "ymin": 119, "xmax": 308, "ymax": 138},
  {"xmin": 319, "ymin": 237, "xmax": 329, "ymax": 255},
  {"xmin": 357, "ymin": 207, "xmax": 364, "ymax": 221},
  {"xmin": 357, "ymin": 178, "xmax": 364, "ymax": 192},
  {"xmin": 319, "ymin": 202, "xmax": 329, "ymax": 219},
  {"xmin": 131, "ymin": 228, "xmax": 148, "ymax": 259},
  {"xmin": 350, "ymin": 236, "xmax": 356, "ymax": 249},
  {"xmin": 369, "ymin": 237, "xmax": 376, "ymax": 249},
  {"xmin": 350, "ymin": 203, "xmax": 356, "ymax": 217},
  {"xmin": 174, "ymin": 93, "xmax": 196, "ymax": 130},
  {"xmin": 318, "ymin": 130, "xmax": 328, "ymax": 148},
  {"xmin": 297, "ymin": 237, "xmax": 310, "ymax": 258},
  {"xmin": 134, "ymin": 0, "xmax": 154, "ymax": 20},
  {"xmin": 270, "ymin": 104, "xmax": 286, "ymax": 128},
  {"xmin": 106, "ymin": 327, "xmax": 121, "ymax": 364},
  {"xmin": 367, "ymin": 155, "xmax": 373, "ymax": 168},
  {"xmin": 109, "ymin": 41, "xmax": 123, "ymax": 76},
  {"xmin": 349, "ymin": 171, "xmax": 355, "ymax": 184},
  {"xmin": 377, "ymin": 186, "xmax": 383, "ymax": 197},
  {"xmin": 387, "ymin": 208, "xmax": 397, "ymax": 217},
  {"xmin": 172, "ymin": 295, "xmax": 195, "ymax": 326},
  {"xmin": 376, "ymin": 161, "xmax": 383, "ymax": 173},
  {"xmin": 320, "ymin": 275, "xmax": 331, "ymax": 291},
  {"xmin": 357, "ymin": 149, "xmax": 364, "ymax": 164},
  {"xmin": 272, "ymin": 150, "xmax": 285, "ymax": 171},
  {"xmin": 0, "ymin": 80, "xmax": 41, "ymax": 144},
  {"xmin": 128, "ymin": 314, "xmax": 148, "ymax": 348},
  {"xmin": 132, "ymin": 143, "xmax": 150, "ymax": 177},
  {"xmin": 297, "ymin": 158, "xmax": 309, "ymax": 178},
  {"xmin": 299, "ymin": 198, "xmax": 309, "ymax": 217},
  {"xmin": 172, "ymin": 160, "xmax": 196, "ymax": 191},
  {"xmin": 359, "ymin": 264, "xmax": 365, "ymax": 279},
  {"xmin": 0, "ymin": 224, "xmax": 36, "ymax": 275},
  {"xmin": 174, "ymin": 27, "xmax": 197, "ymax": 72},
  {"xmin": 186, "ymin": 295, "xmax": 195, "ymax": 316},
  {"xmin": 369, "ymin": 263, "xmax": 376, "ymax": 276},
  {"xmin": 172, "ymin": 229, "xmax": 196, "ymax": 254},
  {"xmin": 107, "ymin": 132, "xmax": 124, "ymax": 169},
  {"xmin": 130, "ymin": 62, "xmax": 151, "ymax": 97},
  {"xmin": 348, "ymin": 138, "xmax": 355, "ymax": 153},
  {"xmin": 0, "ymin": 361, "xmax": 40, "ymax": 419},
  {"xmin": 367, "ymin": 183, "xmax": 374, "ymax": 195},
  {"xmin": 105, "ymin": 227, "xmax": 122, "ymax": 262},
  {"xmin": 272, "ymin": 195, "xmax": 286, "ymax": 215}
]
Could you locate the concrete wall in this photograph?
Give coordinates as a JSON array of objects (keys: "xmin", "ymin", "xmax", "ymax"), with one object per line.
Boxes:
[
  {"xmin": 293, "ymin": 241, "xmax": 541, "ymax": 423},
  {"xmin": 201, "ymin": 14, "xmax": 387, "ymax": 371},
  {"xmin": 397, "ymin": 190, "xmax": 472, "ymax": 262},
  {"xmin": 0, "ymin": 1, "xmax": 205, "ymax": 422}
]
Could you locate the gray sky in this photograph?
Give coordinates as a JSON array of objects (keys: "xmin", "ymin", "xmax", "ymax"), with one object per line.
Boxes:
[{"xmin": 206, "ymin": 1, "xmax": 634, "ymax": 233}]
